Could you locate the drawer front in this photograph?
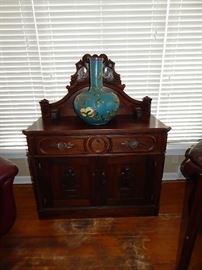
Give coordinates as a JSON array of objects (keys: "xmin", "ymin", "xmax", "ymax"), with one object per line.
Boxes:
[
  {"xmin": 111, "ymin": 135, "xmax": 157, "ymax": 153},
  {"xmin": 36, "ymin": 134, "xmax": 159, "ymax": 155},
  {"xmin": 37, "ymin": 137, "xmax": 86, "ymax": 155}
]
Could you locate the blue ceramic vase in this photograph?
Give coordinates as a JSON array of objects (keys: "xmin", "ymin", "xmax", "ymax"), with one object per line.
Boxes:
[{"xmin": 73, "ymin": 57, "xmax": 120, "ymax": 125}]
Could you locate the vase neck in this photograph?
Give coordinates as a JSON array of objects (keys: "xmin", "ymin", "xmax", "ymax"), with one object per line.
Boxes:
[{"xmin": 89, "ymin": 57, "xmax": 103, "ymax": 90}]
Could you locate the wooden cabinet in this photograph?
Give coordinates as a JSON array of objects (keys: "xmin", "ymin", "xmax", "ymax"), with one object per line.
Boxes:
[{"xmin": 23, "ymin": 54, "xmax": 170, "ymax": 219}]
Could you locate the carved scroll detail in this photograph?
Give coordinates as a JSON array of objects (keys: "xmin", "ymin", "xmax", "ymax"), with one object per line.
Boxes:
[{"xmin": 67, "ymin": 54, "xmax": 125, "ymax": 92}]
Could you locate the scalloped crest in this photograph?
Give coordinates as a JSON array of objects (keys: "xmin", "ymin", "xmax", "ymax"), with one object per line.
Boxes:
[{"xmin": 66, "ymin": 54, "xmax": 125, "ymax": 92}]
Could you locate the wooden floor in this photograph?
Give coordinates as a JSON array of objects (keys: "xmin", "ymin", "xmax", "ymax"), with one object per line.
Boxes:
[{"xmin": 1, "ymin": 181, "xmax": 202, "ymax": 270}]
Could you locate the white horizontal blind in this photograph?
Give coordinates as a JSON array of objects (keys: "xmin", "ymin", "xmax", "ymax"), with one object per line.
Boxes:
[
  {"xmin": 157, "ymin": 0, "xmax": 202, "ymax": 143},
  {"xmin": 0, "ymin": 0, "xmax": 41, "ymax": 149},
  {"xmin": 0, "ymin": 0, "xmax": 202, "ymax": 150}
]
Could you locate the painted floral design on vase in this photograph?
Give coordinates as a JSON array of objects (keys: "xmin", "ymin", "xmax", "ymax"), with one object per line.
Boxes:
[{"xmin": 73, "ymin": 57, "xmax": 120, "ymax": 125}]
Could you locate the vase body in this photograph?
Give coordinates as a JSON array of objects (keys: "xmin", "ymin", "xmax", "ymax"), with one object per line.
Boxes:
[{"xmin": 73, "ymin": 57, "xmax": 120, "ymax": 125}]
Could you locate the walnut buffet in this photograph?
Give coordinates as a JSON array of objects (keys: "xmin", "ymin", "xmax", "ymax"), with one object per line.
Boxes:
[{"xmin": 23, "ymin": 54, "xmax": 170, "ymax": 219}]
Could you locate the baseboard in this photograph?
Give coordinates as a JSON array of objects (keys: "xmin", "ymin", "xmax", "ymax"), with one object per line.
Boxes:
[
  {"xmin": 163, "ymin": 163, "xmax": 185, "ymax": 181},
  {"xmin": 162, "ymin": 172, "xmax": 185, "ymax": 181},
  {"xmin": 14, "ymin": 176, "xmax": 31, "ymax": 184}
]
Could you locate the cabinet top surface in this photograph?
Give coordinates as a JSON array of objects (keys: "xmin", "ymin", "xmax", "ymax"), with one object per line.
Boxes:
[{"xmin": 23, "ymin": 115, "xmax": 170, "ymax": 136}]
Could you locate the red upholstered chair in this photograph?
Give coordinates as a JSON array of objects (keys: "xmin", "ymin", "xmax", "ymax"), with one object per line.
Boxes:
[
  {"xmin": 0, "ymin": 157, "xmax": 18, "ymax": 235},
  {"xmin": 176, "ymin": 140, "xmax": 202, "ymax": 270}
]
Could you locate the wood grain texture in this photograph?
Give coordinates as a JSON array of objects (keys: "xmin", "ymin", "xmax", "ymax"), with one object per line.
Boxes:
[
  {"xmin": 23, "ymin": 115, "xmax": 169, "ymax": 219},
  {"xmin": 2, "ymin": 181, "xmax": 201, "ymax": 270}
]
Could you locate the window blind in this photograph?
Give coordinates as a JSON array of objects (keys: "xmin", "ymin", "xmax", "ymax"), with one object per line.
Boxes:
[
  {"xmin": 0, "ymin": 0, "xmax": 202, "ymax": 150},
  {"xmin": 157, "ymin": 0, "xmax": 202, "ymax": 142}
]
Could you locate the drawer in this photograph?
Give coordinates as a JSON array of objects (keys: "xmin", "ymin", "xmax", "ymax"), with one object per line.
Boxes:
[
  {"xmin": 111, "ymin": 135, "xmax": 157, "ymax": 153},
  {"xmin": 36, "ymin": 137, "xmax": 86, "ymax": 155}
]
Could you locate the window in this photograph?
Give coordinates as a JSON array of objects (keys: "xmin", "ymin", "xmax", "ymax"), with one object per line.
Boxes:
[{"xmin": 0, "ymin": 0, "xmax": 202, "ymax": 150}]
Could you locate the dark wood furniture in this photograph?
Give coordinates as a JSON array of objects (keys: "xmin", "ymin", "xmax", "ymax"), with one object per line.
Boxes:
[
  {"xmin": 0, "ymin": 157, "xmax": 18, "ymax": 235},
  {"xmin": 176, "ymin": 140, "xmax": 202, "ymax": 270},
  {"xmin": 23, "ymin": 54, "xmax": 170, "ymax": 219}
]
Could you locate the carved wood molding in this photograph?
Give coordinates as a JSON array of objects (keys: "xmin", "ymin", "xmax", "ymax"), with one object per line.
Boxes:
[
  {"xmin": 39, "ymin": 54, "xmax": 152, "ymax": 121},
  {"xmin": 67, "ymin": 54, "xmax": 125, "ymax": 93}
]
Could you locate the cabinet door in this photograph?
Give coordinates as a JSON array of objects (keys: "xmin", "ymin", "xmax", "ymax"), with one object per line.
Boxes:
[
  {"xmin": 39, "ymin": 157, "xmax": 95, "ymax": 208},
  {"xmin": 103, "ymin": 155, "xmax": 156, "ymax": 206}
]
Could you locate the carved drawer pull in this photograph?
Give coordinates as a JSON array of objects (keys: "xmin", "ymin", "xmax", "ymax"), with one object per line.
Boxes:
[
  {"xmin": 57, "ymin": 142, "xmax": 74, "ymax": 150},
  {"xmin": 121, "ymin": 167, "xmax": 130, "ymax": 176},
  {"xmin": 121, "ymin": 140, "xmax": 139, "ymax": 149},
  {"xmin": 101, "ymin": 171, "xmax": 106, "ymax": 185}
]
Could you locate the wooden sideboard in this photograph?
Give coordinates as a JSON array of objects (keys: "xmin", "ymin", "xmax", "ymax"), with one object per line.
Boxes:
[{"xmin": 23, "ymin": 54, "xmax": 170, "ymax": 219}]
